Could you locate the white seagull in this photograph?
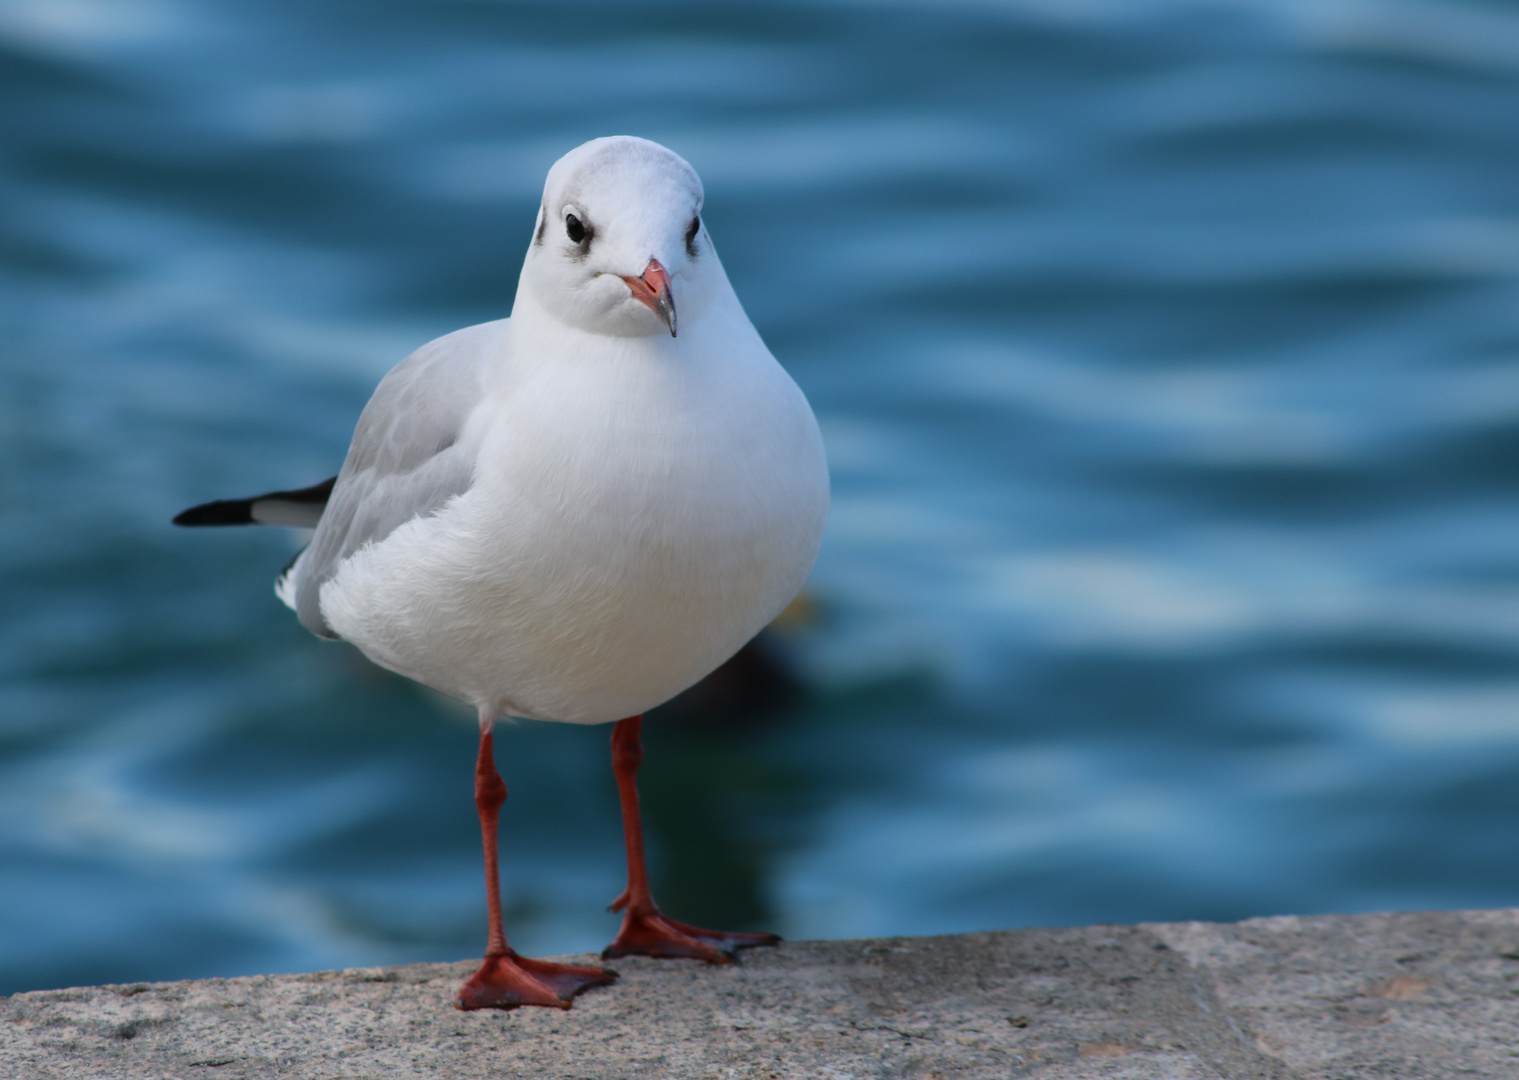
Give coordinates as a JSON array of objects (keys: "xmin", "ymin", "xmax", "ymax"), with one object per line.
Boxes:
[{"xmin": 175, "ymin": 136, "xmax": 830, "ymax": 1011}]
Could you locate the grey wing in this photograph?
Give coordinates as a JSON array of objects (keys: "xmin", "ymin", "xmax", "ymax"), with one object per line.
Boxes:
[{"xmin": 288, "ymin": 319, "xmax": 505, "ymax": 639}]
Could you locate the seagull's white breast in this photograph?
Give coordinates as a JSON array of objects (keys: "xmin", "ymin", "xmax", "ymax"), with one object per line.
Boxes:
[{"xmin": 318, "ymin": 309, "xmax": 828, "ymax": 724}]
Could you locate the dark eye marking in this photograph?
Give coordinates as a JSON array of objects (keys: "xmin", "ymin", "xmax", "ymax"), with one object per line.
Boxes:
[
  {"xmin": 685, "ymin": 215, "xmax": 701, "ymax": 258},
  {"xmin": 565, "ymin": 214, "xmax": 587, "ymax": 244},
  {"xmin": 533, "ymin": 206, "xmax": 546, "ymax": 246}
]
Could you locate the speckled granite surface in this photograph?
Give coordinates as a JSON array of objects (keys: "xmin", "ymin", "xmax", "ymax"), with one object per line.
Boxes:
[{"xmin": 6, "ymin": 910, "xmax": 1519, "ymax": 1078}]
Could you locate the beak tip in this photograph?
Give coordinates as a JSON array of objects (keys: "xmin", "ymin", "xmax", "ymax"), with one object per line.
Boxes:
[{"xmin": 625, "ymin": 260, "xmax": 678, "ymax": 337}]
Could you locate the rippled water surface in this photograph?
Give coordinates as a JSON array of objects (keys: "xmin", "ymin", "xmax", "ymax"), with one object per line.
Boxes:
[{"xmin": 6, "ymin": 0, "xmax": 1519, "ymax": 994}]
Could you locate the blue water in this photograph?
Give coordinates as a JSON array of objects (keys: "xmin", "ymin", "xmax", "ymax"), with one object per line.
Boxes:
[{"xmin": 6, "ymin": 0, "xmax": 1519, "ymax": 995}]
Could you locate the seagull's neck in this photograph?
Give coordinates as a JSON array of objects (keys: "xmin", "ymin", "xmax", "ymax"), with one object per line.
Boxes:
[{"xmin": 504, "ymin": 283, "xmax": 662, "ymax": 354}]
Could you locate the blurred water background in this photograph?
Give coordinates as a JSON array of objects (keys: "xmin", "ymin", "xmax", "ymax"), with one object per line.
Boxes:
[{"xmin": 5, "ymin": 0, "xmax": 1519, "ymax": 995}]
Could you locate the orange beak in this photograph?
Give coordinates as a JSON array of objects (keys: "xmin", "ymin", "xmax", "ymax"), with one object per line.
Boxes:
[{"xmin": 621, "ymin": 259, "xmax": 677, "ymax": 337}]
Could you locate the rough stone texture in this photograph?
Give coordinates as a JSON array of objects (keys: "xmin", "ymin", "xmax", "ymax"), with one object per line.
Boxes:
[{"xmin": 5, "ymin": 910, "xmax": 1519, "ymax": 1078}]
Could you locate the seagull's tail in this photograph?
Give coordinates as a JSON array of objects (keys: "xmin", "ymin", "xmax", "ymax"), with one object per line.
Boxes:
[
  {"xmin": 172, "ymin": 476, "xmax": 336, "ymax": 529},
  {"xmin": 274, "ymin": 547, "xmax": 306, "ymax": 613}
]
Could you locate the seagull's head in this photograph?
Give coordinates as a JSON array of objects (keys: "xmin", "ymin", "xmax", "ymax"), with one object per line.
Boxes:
[{"xmin": 521, "ymin": 136, "xmax": 717, "ymax": 340}]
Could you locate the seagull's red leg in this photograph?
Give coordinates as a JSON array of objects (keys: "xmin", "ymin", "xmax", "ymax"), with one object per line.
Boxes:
[
  {"xmin": 457, "ymin": 717, "xmax": 617, "ymax": 1010},
  {"xmin": 602, "ymin": 714, "xmax": 781, "ymax": 963}
]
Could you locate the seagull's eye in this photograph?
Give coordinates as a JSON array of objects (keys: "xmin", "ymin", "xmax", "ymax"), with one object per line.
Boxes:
[
  {"xmin": 565, "ymin": 214, "xmax": 586, "ymax": 244},
  {"xmin": 685, "ymin": 215, "xmax": 701, "ymax": 258}
]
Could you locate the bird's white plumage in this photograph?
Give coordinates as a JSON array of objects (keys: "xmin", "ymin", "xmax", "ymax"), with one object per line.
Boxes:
[{"xmin": 279, "ymin": 136, "xmax": 829, "ymax": 724}]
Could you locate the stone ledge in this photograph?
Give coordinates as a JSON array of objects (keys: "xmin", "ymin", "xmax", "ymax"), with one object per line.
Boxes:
[{"xmin": 6, "ymin": 909, "xmax": 1519, "ymax": 1078}]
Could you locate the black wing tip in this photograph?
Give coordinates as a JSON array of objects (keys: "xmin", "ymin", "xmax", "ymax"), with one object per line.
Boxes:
[
  {"xmin": 173, "ymin": 499, "xmax": 256, "ymax": 526},
  {"xmin": 173, "ymin": 477, "xmax": 337, "ymax": 528}
]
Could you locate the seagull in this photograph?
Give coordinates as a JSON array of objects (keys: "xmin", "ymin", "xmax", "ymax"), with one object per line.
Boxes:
[{"xmin": 174, "ymin": 136, "xmax": 830, "ymax": 1011}]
